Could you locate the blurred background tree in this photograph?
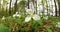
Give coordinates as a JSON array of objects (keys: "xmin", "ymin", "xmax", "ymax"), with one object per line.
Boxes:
[{"xmin": 0, "ymin": 0, "xmax": 60, "ymax": 16}]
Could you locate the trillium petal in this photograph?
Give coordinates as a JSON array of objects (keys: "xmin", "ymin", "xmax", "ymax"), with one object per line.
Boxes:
[
  {"xmin": 17, "ymin": 14, "xmax": 21, "ymax": 18},
  {"xmin": 13, "ymin": 14, "xmax": 16, "ymax": 17},
  {"xmin": 2, "ymin": 16, "xmax": 5, "ymax": 20},
  {"xmin": 13, "ymin": 14, "xmax": 21, "ymax": 18},
  {"xmin": 33, "ymin": 14, "xmax": 40, "ymax": 20},
  {"xmin": 16, "ymin": 12, "xmax": 19, "ymax": 14},
  {"xmin": 25, "ymin": 16, "xmax": 31, "ymax": 22},
  {"xmin": 26, "ymin": 9, "xmax": 34, "ymax": 14}
]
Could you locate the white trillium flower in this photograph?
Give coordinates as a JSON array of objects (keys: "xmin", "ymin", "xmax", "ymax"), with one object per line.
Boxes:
[
  {"xmin": 25, "ymin": 9, "xmax": 40, "ymax": 22},
  {"xmin": 17, "ymin": 14, "xmax": 21, "ymax": 18},
  {"xmin": 25, "ymin": 14, "xmax": 40, "ymax": 22},
  {"xmin": 13, "ymin": 14, "xmax": 21, "ymax": 18},
  {"xmin": 56, "ymin": 22, "xmax": 60, "ymax": 28},
  {"xmin": 13, "ymin": 12, "xmax": 21, "ymax": 18},
  {"xmin": 2, "ymin": 16, "xmax": 5, "ymax": 20}
]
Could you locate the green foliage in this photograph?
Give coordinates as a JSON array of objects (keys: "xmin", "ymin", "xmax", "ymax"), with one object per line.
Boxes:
[
  {"xmin": 57, "ymin": 0, "xmax": 60, "ymax": 2},
  {"xmin": 0, "ymin": 15, "xmax": 60, "ymax": 32},
  {"xmin": 0, "ymin": 24, "xmax": 9, "ymax": 32},
  {"xmin": 41, "ymin": 0, "xmax": 47, "ymax": 4},
  {"xmin": 46, "ymin": 27, "xmax": 52, "ymax": 32}
]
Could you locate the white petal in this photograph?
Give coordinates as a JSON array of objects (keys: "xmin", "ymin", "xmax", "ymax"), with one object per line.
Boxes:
[
  {"xmin": 25, "ymin": 16, "xmax": 31, "ymax": 22},
  {"xmin": 13, "ymin": 14, "xmax": 16, "ymax": 17},
  {"xmin": 57, "ymin": 22, "xmax": 60, "ymax": 24},
  {"xmin": 17, "ymin": 14, "xmax": 20, "ymax": 16},
  {"xmin": 2, "ymin": 16, "xmax": 5, "ymax": 20},
  {"xmin": 16, "ymin": 12, "xmax": 19, "ymax": 14},
  {"xmin": 17, "ymin": 14, "xmax": 21, "ymax": 18},
  {"xmin": 26, "ymin": 9, "xmax": 33, "ymax": 14},
  {"xmin": 33, "ymin": 14, "xmax": 40, "ymax": 20}
]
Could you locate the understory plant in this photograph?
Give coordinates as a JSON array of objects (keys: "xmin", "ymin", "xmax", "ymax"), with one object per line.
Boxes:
[{"xmin": 0, "ymin": 9, "xmax": 60, "ymax": 32}]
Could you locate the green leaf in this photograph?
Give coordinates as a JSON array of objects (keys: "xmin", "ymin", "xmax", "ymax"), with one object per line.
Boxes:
[
  {"xmin": 46, "ymin": 27, "xmax": 52, "ymax": 32},
  {"xmin": 0, "ymin": 24, "xmax": 9, "ymax": 32}
]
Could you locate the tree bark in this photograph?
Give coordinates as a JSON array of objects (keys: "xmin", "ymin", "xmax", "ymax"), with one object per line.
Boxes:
[
  {"xmin": 57, "ymin": 0, "xmax": 60, "ymax": 16},
  {"xmin": 9, "ymin": 0, "xmax": 12, "ymax": 15},
  {"xmin": 28, "ymin": 0, "xmax": 30, "ymax": 9},
  {"xmin": 59, "ymin": 4, "xmax": 60, "ymax": 16},
  {"xmin": 14, "ymin": 0, "xmax": 18, "ymax": 13},
  {"xmin": 54, "ymin": 0, "xmax": 57, "ymax": 16}
]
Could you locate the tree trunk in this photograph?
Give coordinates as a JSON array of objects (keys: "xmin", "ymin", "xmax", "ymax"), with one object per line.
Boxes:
[
  {"xmin": 46, "ymin": 0, "xmax": 48, "ymax": 15},
  {"xmin": 14, "ymin": 0, "xmax": 18, "ymax": 13},
  {"xmin": 28, "ymin": 0, "xmax": 30, "ymax": 9},
  {"xmin": 42, "ymin": 0, "xmax": 44, "ymax": 15},
  {"xmin": 54, "ymin": 0, "xmax": 57, "ymax": 16},
  {"xmin": 57, "ymin": 0, "xmax": 60, "ymax": 16},
  {"xmin": 9, "ymin": 0, "xmax": 12, "ymax": 15},
  {"xmin": 59, "ymin": 4, "xmax": 60, "ymax": 16}
]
